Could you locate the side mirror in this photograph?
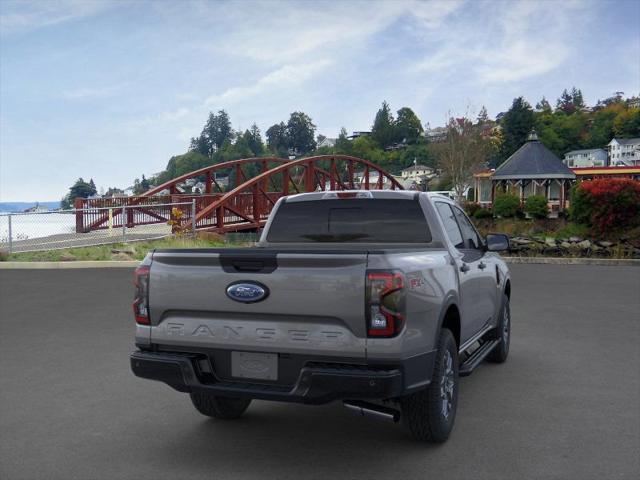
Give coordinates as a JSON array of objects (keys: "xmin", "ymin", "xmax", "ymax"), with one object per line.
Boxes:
[{"xmin": 485, "ymin": 233, "xmax": 510, "ymax": 252}]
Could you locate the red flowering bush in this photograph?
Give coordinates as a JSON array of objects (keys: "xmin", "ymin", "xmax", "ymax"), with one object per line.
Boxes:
[{"xmin": 570, "ymin": 179, "xmax": 640, "ymax": 233}]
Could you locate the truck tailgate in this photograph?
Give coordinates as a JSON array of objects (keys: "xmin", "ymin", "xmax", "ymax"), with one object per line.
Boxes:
[{"xmin": 148, "ymin": 249, "xmax": 368, "ymax": 358}]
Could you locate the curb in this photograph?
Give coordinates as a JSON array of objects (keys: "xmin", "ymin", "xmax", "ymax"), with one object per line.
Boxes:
[
  {"xmin": 1, "ymin": 257, "xmax": 639, "ymax": 269},
  {"xmin": 0, "ymin": 261, "xmax": 140, "ymax": 269},
  {"xmin": 504, "ymin": 257, "xmax": 640, "ymax": 266}
]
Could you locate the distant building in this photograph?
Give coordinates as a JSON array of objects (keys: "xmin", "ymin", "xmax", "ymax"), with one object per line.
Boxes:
[
  {"xmin": 317, "ymin": 137, "xmax": 337, "ymax": 148},
  {"xmin": 608, "ymin": 138, "xmax": 640, "ymax": 166},
  {"xmin": 401, "ymin": 164, "xmax": 435, "ymax": 180},
  {"xmin": 473, "ymin": 130, "xmax": 575, "ymax": 217},
  {"xmin": 563, "ymin": 148, "xmax": 608, "ymax": 168},
  {"xmin": 572, "ymin": 166, "xmax": 640, "ymax": 181},
  {"xmin": 424, "ymin": 126, "xmax": 447, "ymax": 143},
  {"xmin": 347, "ymin": 131, "xmax": 371, "ymax": 140}
]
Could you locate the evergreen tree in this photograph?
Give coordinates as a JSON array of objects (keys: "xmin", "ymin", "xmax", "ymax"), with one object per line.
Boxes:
[
  {"xmin": 477, "ymin": 106, "xmax": 490, "ymax": 124},
  {"xmin": 395, "ymin": 107, "xmax": 424, "ymax": 143},
  {"xmin": 571, "ymin": 87, "xmax": 585, "ymax": 110},
  {"xmin": 371, "ymin": 101, "xmax": 395, "ymax": 148},
  {"xmin": 243, "ymin": 123, "xmax": 264, "ymax": 156},
  {"xmin": 556, "ymin": 89, "xmax": 576, "ymax": 114},
  {"xmin": 200, "ymin": 110, "xmax": 233, "ymax": 155},
  {"xmin": 335, "ymin": 127, "xmax": 352, "ymax": 154},
  {"xmin": 535, "ymin": 97, "xmax": 552, "ymax": 113},
  {"xmin": 499, "ymin": 97, "xmax": 535, "ymax": 163}
]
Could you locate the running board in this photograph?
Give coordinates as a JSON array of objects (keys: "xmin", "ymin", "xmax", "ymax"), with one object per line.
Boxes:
[{"xmin": 459, "ymin": 339, "xmax": 500, "ymax": 377}]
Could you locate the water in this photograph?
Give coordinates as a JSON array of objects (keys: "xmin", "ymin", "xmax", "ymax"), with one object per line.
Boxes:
[{"xmin": 0, "ymin": 212, "xmax": 76, "ymax": 243}]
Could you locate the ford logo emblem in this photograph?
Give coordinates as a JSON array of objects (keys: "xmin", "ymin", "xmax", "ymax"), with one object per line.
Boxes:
[{"xmin": 226, "ymin": 281, "xmax": 269, "ymax": 303}]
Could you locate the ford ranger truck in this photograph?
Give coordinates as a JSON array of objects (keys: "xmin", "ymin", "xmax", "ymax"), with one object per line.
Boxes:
[{"xmin": 130, "ymin": 191, "xmax": 511, "ymax": 443}]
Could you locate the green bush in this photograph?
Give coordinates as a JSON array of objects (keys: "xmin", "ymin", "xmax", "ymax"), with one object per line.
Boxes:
[
  {"xmin": 493, "ymin": 193, "xmax": 520, "ymax": 218},
  {"xmin": 463, "ymin": 202, "xmax": 481, "ymax": 217},
  {"xmin": 524, "ymin": 195, "xmax": 549, "ymax": 219},
  {"xmin": 473, "ymin": 208, "xmax": 493, "ymax": 219}
]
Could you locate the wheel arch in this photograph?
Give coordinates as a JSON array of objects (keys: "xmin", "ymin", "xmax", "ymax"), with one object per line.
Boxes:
[{"xmin": 437, "ymin": 298, "xmax": 461, "ymax": 349}]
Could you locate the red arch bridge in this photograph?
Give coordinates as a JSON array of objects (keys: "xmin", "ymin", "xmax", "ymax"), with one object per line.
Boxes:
[{"xmin": 75, "ymin": 155, "xmax": 404, "ymax": 234}]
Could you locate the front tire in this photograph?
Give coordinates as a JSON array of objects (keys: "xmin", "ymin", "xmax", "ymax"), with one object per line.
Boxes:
[
  {"xmin": 190, "ymin": 393, "xmax": 251, "ymax": 419},
  {"xmin": 401, "ymin": 328, "xmax": 459, "ymax": 443},
  {"xmin": 487, "ymin": 294, "xmax": 510, "ymax": 363}
]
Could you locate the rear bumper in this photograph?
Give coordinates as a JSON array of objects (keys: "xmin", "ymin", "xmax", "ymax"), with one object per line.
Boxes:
[{"xmin": 130, "ymin": 350, "xmax": 423, "ymax": 404}]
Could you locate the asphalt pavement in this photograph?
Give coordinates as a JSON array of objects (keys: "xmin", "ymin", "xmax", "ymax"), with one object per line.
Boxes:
[{"xmin": 0, "ymin": 265, "xmax": 638, "ymax": 480}]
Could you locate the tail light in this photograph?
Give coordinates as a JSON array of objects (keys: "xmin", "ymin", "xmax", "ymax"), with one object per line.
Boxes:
[
  {"xmin": 366, "ymin": 270, "xmax": 405, "ymax": 337},
  {"xmin": 133, "ymin": 265, "xmax": 150, "ymax": 325}
]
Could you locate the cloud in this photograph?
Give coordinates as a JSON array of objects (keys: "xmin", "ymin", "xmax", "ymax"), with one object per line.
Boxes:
[
  {"xmin": 412, "ymin": 0, "xmax": 585, "ymax": 84},
  {"xmin": 205, "ymin": 60, "xmax": 333, "ymax": 105},
  {"xmin": 0, "ymin": 0, "xmax": 116, "ymax": 35}
]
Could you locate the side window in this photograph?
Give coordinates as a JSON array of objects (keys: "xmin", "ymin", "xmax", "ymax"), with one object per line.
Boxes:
[
  {"xmin": 435, "ymin": 202, "xmax": 464, "ymax": 249},
  {"xmin": 452, "ymin": 206, "xmax": 482, "ymax": 250}
]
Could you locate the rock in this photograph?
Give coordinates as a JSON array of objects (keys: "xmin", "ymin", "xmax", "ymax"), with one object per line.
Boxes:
[
  {"xmin": 569, "ymin": 236, "xmax": 582, "ymax": 243},
  {"xmin": 111, "ymin": 248, "xmax": 135, "ymax": 255},
  {"xmin": 545, "ymin": 237, "xmax": 557, "ymax": 247},
  {"xmin": 597, "ymin": 241, "xmax": 614, "ymax": 248},
  {"xmin": 560, "ymin": 242, "xmax": 572, "ymax": 249},
  {"xmin": 511, "ymin": 237, "xmax": 533, "ymax": 245},
  {"xmin": 577, "ymin": 240, "xmax": 591, "ymax": 249},
  {"xmin": 60, "ymin": 253, "xmax": 76, "ymax": 261}
]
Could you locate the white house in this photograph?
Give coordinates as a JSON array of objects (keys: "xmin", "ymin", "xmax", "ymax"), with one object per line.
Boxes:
[
  {"xmin": 317, "ymin": 137, "xmax": 337, "ymax": 148},
  {"xmin": 608, "ymin": 138, "xmax": 640, "ymax": 166},
  {"xmin": 401, "ymin": 164, "xmax": 435, "ymax": 180},
  {"xmin": 563, "ymin": 148, "xmax": 608, "ymax": 168}
]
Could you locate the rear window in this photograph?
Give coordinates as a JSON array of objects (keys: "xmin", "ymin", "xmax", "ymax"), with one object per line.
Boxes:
[{"xmin": 266, "ymin": 198, "xmax": 431, "ymax": 243}]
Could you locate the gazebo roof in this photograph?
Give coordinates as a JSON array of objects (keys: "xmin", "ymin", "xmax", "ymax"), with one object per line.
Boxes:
[{"xmin": 492, "ymin": 131, "xmax": 576, "ymax": 180}]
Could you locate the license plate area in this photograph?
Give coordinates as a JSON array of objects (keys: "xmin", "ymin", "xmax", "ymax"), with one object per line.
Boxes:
[{"xmin": 231, "ymin": 351, "xmax": 278, "ymax": 381}]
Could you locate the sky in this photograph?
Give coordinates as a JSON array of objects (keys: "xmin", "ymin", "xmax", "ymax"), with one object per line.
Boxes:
[{"xmin": 0, "ymin": 0, "xmax": 639, "ymax": 202}]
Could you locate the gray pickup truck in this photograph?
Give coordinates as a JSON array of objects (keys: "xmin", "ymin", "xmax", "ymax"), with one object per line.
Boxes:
[{"xmin": 131, "ymin": 190, "xmax": 511, "ymax": 442}]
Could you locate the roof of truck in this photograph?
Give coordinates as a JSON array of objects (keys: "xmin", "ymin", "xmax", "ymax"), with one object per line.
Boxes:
[{"xmin": 283, "ymin": 190, "xmax": 419, "ymax": 202}]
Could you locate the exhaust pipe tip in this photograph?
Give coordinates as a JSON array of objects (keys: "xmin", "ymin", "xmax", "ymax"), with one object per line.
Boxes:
[{"xmin": 343, "ymin": 400, "xmax": 401, "ymax": 423}]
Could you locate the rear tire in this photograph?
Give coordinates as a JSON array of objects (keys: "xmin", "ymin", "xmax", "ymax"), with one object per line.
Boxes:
[
  {"xmin": 190, "ymin": 393, "xmax": 251, "ymax": 419},
  {"xmin": 487, "ymin": 294, "xmax": 510, "ymax": 363},
  {"xmin": 400, "ymin": 328, "xmax": 459, "ymax": 443}
]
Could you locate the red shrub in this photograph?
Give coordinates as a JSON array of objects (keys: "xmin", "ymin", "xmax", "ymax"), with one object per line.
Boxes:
[{"xmin": 571, "ymin": 179, "xmax": 640, "ymax": 233}]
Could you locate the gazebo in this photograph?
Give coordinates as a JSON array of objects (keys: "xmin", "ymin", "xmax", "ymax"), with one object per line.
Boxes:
[{"xmin": 474, "ymin": 131, "xmax": 576, "ymax": 216}]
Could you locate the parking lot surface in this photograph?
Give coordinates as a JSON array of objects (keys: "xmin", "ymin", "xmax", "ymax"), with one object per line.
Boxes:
[{"xmin": 1, "ymin": 265, "xmax": 638, "ymax": 480}]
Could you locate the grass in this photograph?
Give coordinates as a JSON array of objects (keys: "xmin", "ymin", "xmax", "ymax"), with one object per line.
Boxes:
[{"xmin": 2, "ymin": 234, "xmax": 247, "ymax": 262}]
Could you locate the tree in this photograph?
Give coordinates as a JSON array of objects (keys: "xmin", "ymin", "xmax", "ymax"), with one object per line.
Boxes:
[
  {"xmin": 571, "ymin": 87, "xmax": 585, "ymax": 111},
  {"xmin": 62, "ymin": 178, "xmax": 98, "ymax": 208},
  {"xmin": 286, "ymin": 111, "xmax": 316, "ymax": 155},
  {"xmin": 477, "ymin": 106, "xmax": 490, "ymax": 124},
  {"xmin": 436, "ymin": 115, "xmax": 490, "ymax": 199},
  {"xmin": 335, "ymin": 127, "xmax": 352, "ymax": 154},
  {"xmin": 243, "ymin": 124, "xmax": 264, "ymax": 156},
  {"xmin": 535, "ymin": 97, "xmax": 552, "ymax": 113},
  {"xmin": 395, "ymin": 107, "xmax": 424, "ymax": 144},
  {"xmin": 499, "ymin": 97, "xmax": 535, "ymax": 163},
  {"xmin": 266, "ymin": 122, "xmax": 289, "ymax": 156},
  {"xmin": 189, "ymin": 135, "xmax": 209, "ymax": 157},
  {"xmin": 371, "ymin": 101, "xmax": 395, "ymax": 148},
  {"xmin": 556, "ymin": 88, "xmax": 576, "ymax": 115},
  {"xmin": 613, "ymin": 109, "xmax": 640, "ymax": 137},
  {"xmin": 199, "ymin": 110, "xmax": 233, "ymax": 156}
]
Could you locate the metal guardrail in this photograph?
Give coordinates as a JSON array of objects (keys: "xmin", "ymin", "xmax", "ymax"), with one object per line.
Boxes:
[{"xmin": 0, "ymin": 201, "xmax": 196, "ymax": 254}]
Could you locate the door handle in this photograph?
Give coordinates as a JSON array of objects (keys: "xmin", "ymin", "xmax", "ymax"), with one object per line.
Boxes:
[
  {"xmin": 460, "ymin": 263, "xmax": 470, "ymax": 273},
  {"xmin": 478, "ymin": 261, "xmax": 487, "ymax": 270}
]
